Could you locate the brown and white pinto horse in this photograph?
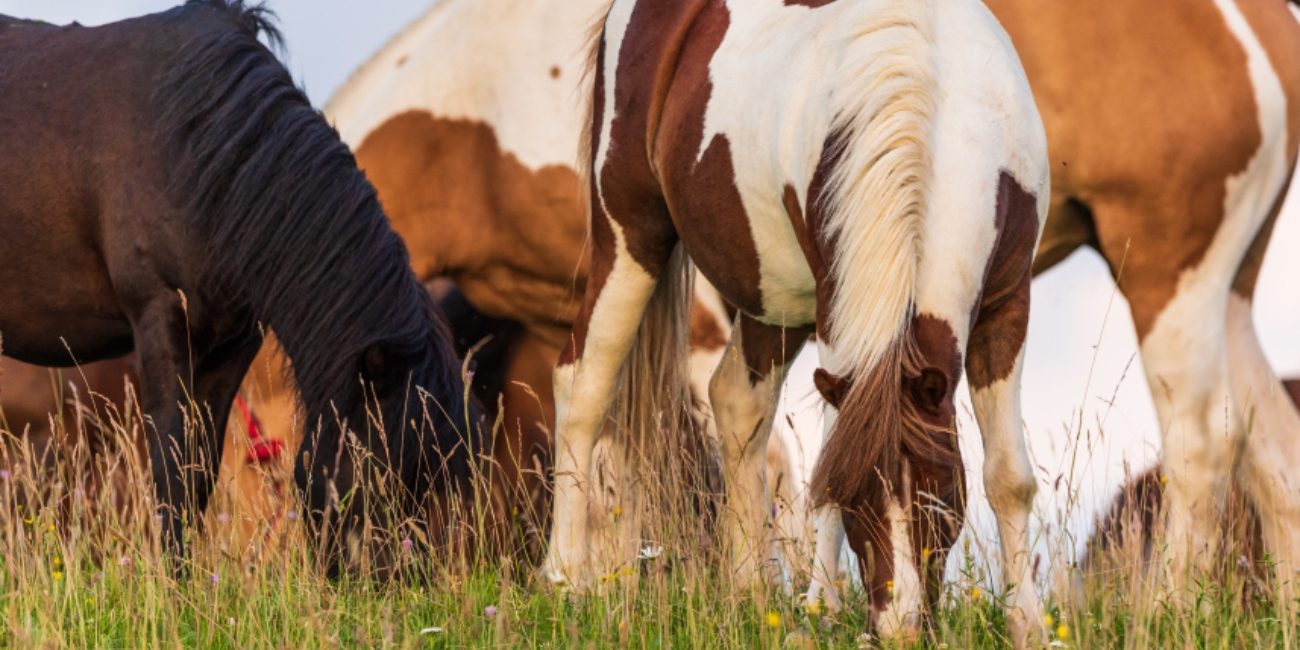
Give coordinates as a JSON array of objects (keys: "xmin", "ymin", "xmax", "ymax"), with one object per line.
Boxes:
[
  {"xmin": 982, "ymin": 0, "xmax": 1300, "ymax": 594},
  {"xmin": 550, "ymin": 0, "xmax": 1048, "ymax": 640}
]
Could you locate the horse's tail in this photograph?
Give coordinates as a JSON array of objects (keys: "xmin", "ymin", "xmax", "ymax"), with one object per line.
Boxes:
[
  {"xmin": 607, "ymin": 246, "xmax": 707, "ymax": 544},
  {"xmin": 808, "ymin": 0, "xmax": 939, "ymax": 514}
]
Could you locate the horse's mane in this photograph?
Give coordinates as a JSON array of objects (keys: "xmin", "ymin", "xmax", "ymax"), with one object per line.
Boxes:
[
  {"xmin": 154, "ymin": 0, "xmax": 466, "ymax": 445},
  {"xmin": 809, "ymin": 0, "xmax": 958, "ymax": 515}
]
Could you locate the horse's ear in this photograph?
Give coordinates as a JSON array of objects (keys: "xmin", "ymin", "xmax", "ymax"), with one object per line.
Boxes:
[
  {"xmin": 361, "ymin": 343, "xmax": 407, "ymax": 393},
  {"xmin": 908, "ymin": 367, "xmax": 950, "ymax": 417},
  {"xmin": 813, "ymin": 368, "xmax": 845, "ymax": 408}
]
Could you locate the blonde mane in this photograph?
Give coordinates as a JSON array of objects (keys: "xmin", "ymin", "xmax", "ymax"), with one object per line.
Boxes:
[{"xmin": 818, "ymin": 0, "xmax": 936, "ymax": 376}]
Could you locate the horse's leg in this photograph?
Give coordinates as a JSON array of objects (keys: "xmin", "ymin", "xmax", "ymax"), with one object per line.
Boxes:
[
  {"xmin": 1119, "ymin": 241, "xmax": 1241, "ymax": 592},
  {"xmin": 805, "ymin": 504, "xmax": 846, "ymax": 613},
  {"xmin": 540, "ymin": 216, "xmax": 678, "ymax": 587},
  {"xmin": 966, "ymin": 282, "xmax": 1042, "ymax": 647},
  {"xmin": 189, "ymin": 330, "xmax": 263, "ymax": 521},
  {"xmin": 709, "ymin": 315, "xmax": 809, "ymax": 587},
  {"xmin": 132, "ymin": 299, "xmax": 197, "ymax": 563}
]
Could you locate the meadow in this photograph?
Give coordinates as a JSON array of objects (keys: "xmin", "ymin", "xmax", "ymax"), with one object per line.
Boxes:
[{"xmin": 0, "ymin": 367, "xmax": 1291, "ymax": 649}]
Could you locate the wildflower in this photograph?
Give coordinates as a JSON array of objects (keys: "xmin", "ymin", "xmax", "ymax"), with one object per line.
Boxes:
[
  {"xmin": 401, "ymin": 537, "xmax": 413, "ymax": 552},
  {"xmin": 118, "ymin": 556, "xmax": 131, "ymax": 568},
  {"xmin": 23, "ymin": 516, "xmax": 33, "ymax": 526},
  {"xmin": 1043, "ymin": 613, "xmax": 1054, "ymax": 628},
  {"xmin": 921, "ymin": 547, "xmax": 932, "ymax": 562},
  {"xmin": 216, "ymin": 512, "xmax": 230, "ymax": 525},
  {"xmin": 805, "ymin": 600, "xmax": 822, "ymax": 617},
  {"xmin": 970, "ymin": 587, "xmax": 982, "ymax": 600},
  {"xmin": 765, "ymin": 611, "xmax": 782, "ymax": 629},
  {"xmin": 619, "ymin": 567, "xmax": 635, "ymax": 578},
  {"xmin": 484, "ymin": 605, "xmax": 498, "ymax": 619},
  {"xmin": 286, "ymin": 510, "xmax": 299, "ymax": 522},
  {"xmin": 48, "ymin": 522, "xmax": 56, "ymax": 533},
  {"xmin": 1056, "ymin": 624, "xmax": 1070, "ymax": 640},
  {"xmin": 0, "ymin": 469, "xmax": 10, "ymax": 480},
  {"xmin": 1160, "ymin": 474, "xmax": 1169, "ymax": 485},
  {"xmin": 210, "ymin": 572, "xmax": 220, "ymax": 585},
  {"xmin": 637, "ymin": 545, "xmax": 663, "ymax": 561},
  {"xmin": 52, "ymin": 571, "xmax": 64, "ymax": 581},
  {"xmin": 611, "ymin": 505, "xmax": 623, "ymax": 518},
  {"xmin": 885, "ymin": 580, "xmax": 894, "ymax": 594}
]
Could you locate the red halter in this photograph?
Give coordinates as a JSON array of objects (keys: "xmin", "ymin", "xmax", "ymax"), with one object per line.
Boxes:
[{"xmin": 235, "ymin": 394, "xmax": 284, "ymax": 463}]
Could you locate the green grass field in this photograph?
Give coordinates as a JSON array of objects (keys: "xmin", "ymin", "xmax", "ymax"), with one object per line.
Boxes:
[
  {"xmin": 0, "ymin": 380, "xmax": 1294, "ymax": 649},
  {"xmin": 1, "ymin": 471, "xmax": 1294, "ymax": 649}
]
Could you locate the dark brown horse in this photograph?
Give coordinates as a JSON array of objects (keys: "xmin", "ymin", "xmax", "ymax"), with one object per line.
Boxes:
[{"xmin": 0, "ymin": 1, "xmax": 475, "ymax": 571}]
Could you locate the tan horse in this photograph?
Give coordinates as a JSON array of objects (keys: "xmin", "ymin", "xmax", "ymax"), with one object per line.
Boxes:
[{"xmin": 984, "ymin": 0, "xmax": 1300, "ymax": 593}]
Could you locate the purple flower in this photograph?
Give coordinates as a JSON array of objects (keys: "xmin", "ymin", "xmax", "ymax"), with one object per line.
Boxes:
[
  {"xmin": 401, "ymin": 538, "xmax": 414, "ymax": 552},
  {"xmin": 0, "ymin": 469, "xmax": 11, "ymax": 481},
  {"xmin": 286, "ymin": 510, "xmax": 299, "ymax": 522},
  {"xmin": 484, "ymin": 605, "xmax": 498, "ymax": 619},
  {"xmin": 216, "ymin": 512, "xmax": 230, "ymax": 525},
  {"xmin": 118, "ymin": 556, "xmax": 131, "ymax": 568},
  {"xmin": 210, "ymin": 572, "xmax": 220, "ymax": 585}
]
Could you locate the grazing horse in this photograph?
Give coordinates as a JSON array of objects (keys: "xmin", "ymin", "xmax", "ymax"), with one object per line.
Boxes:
[
  {"xmin": 982, "ymin": 0, "xmax": 1300, "ymax": 592},
  {"xmin": 552, "ymin": 0, "xmax": 1048, "ymax": 641},
  {"xmin": 0, "ymin": 1, "xmax": 473, "ymax": 570}
]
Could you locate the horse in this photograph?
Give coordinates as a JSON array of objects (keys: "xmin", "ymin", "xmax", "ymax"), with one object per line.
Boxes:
[
  {"xmin": 553, "ymin": 0, "xmax": 1049, "ymax": 642},
  {"xmin": 0, "ymin": 0, "xmax": 474, "ymax": 571},
  {"xmin": 985, "ymin": 0, "xmax": 1300, "ymax": 592},
  {"xmin": 231, "ymin": 0, "xmax": 744, "ymax": 560}
]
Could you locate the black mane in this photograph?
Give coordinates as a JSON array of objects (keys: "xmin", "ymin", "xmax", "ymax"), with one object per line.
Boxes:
[{"xmin": 154, "ymin": 0, "xmax": 473, "ymax": 492}]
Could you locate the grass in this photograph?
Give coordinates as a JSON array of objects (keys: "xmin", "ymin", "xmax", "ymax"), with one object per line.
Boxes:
[{"xmin": 1, "ymin": 366, "xmax": 1298, "ymax": 648}]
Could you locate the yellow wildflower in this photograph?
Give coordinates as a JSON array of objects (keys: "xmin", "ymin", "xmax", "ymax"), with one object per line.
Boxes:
[
  {"xmin": 970, "ymin": 587, "xmax": 982, "ymax": 600},
  {"xmin": 764, "ymin": 611, "xmax": 782, "ymax": 629},
  {"xmin": 611, "ymin": 506, "xmax": 623, "ymax": 518},
  {"xmin": 1043, "ymin": 613, "xmax": 1054, "ymax": 628},
  {"xmin": 1160, "ymin": 474, "xmax": 1169, "ymax": 485},
  {"xmin": 885, "ymin": 580, "xmax": 894, "ymax": 593},
  {"xmin": 52, "ymin": 571, "xmax": 64, "ymax": 581},
  {"xmin": 1057, "ymin": 624, "xmax": 1070, "ymax": 640}
]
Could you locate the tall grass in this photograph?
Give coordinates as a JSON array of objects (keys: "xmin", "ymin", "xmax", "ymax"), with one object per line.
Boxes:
[{"xmin": 0, "ymin": 360, "xmax": 1297, "ymax": 648}]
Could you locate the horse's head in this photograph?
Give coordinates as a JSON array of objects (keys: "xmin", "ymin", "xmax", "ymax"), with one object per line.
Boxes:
[
  {"xmin": 811, "ymin": 317, "xmax": 966, "ymax": 631},
  {"xmin": 294, "ymin": 295, "xmax": 482, "ymax": 578}
]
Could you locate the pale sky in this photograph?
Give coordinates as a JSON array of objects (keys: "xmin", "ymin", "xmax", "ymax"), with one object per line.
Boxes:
[{"xmin": 7, "ymin": 0, "xmax": 1300, "ymax": 582}]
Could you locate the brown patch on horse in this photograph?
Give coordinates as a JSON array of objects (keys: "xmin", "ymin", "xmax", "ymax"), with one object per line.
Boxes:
[
  {"xmin": 968, "ymin": 171, "xmax": 1038, "ymax": 391},
  {"xmin": 988, "ymin": 0, "xmax": 1263, "ymax": 340},
  {"xmin": 805, "ymin": 128, "xmax": 850, "ymax": 341},
  {"xmin": 354, "ymin": 111, "xmax": 585, "ymax": 345},
  {"xmin": 650, "ymin": 1, "xmax": 767, "ymax": 317}
]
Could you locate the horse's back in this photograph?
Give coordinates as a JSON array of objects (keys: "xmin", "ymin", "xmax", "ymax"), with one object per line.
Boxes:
[{"xmin": 0, "ymin": 4, "xmax": 252, "ymax": 364}]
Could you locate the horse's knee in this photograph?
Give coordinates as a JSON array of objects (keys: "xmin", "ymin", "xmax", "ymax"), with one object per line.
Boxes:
[{"xmin": 983, "ymin": 452, "xmax": 1035, "ymax": 516}]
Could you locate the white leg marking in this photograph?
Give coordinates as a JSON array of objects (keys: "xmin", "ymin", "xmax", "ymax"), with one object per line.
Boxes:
[
  {"xmin": 542, "ymin": 253, "xmax": 657, "ymax": 586},
  {"xmin": 873, "ymin": 499, "xmax": 924, "ymax": 638},
  {"xmin": 1229, "ymin": 294, "xmax": 1300, "ymax": 595},
  {"xmin": 709, "ymin": 323, "xmax": 787, "ymax": 586},
  {"xmin": 970, "ymin": 352, "xmax": 1042, "ymax": 648}
]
